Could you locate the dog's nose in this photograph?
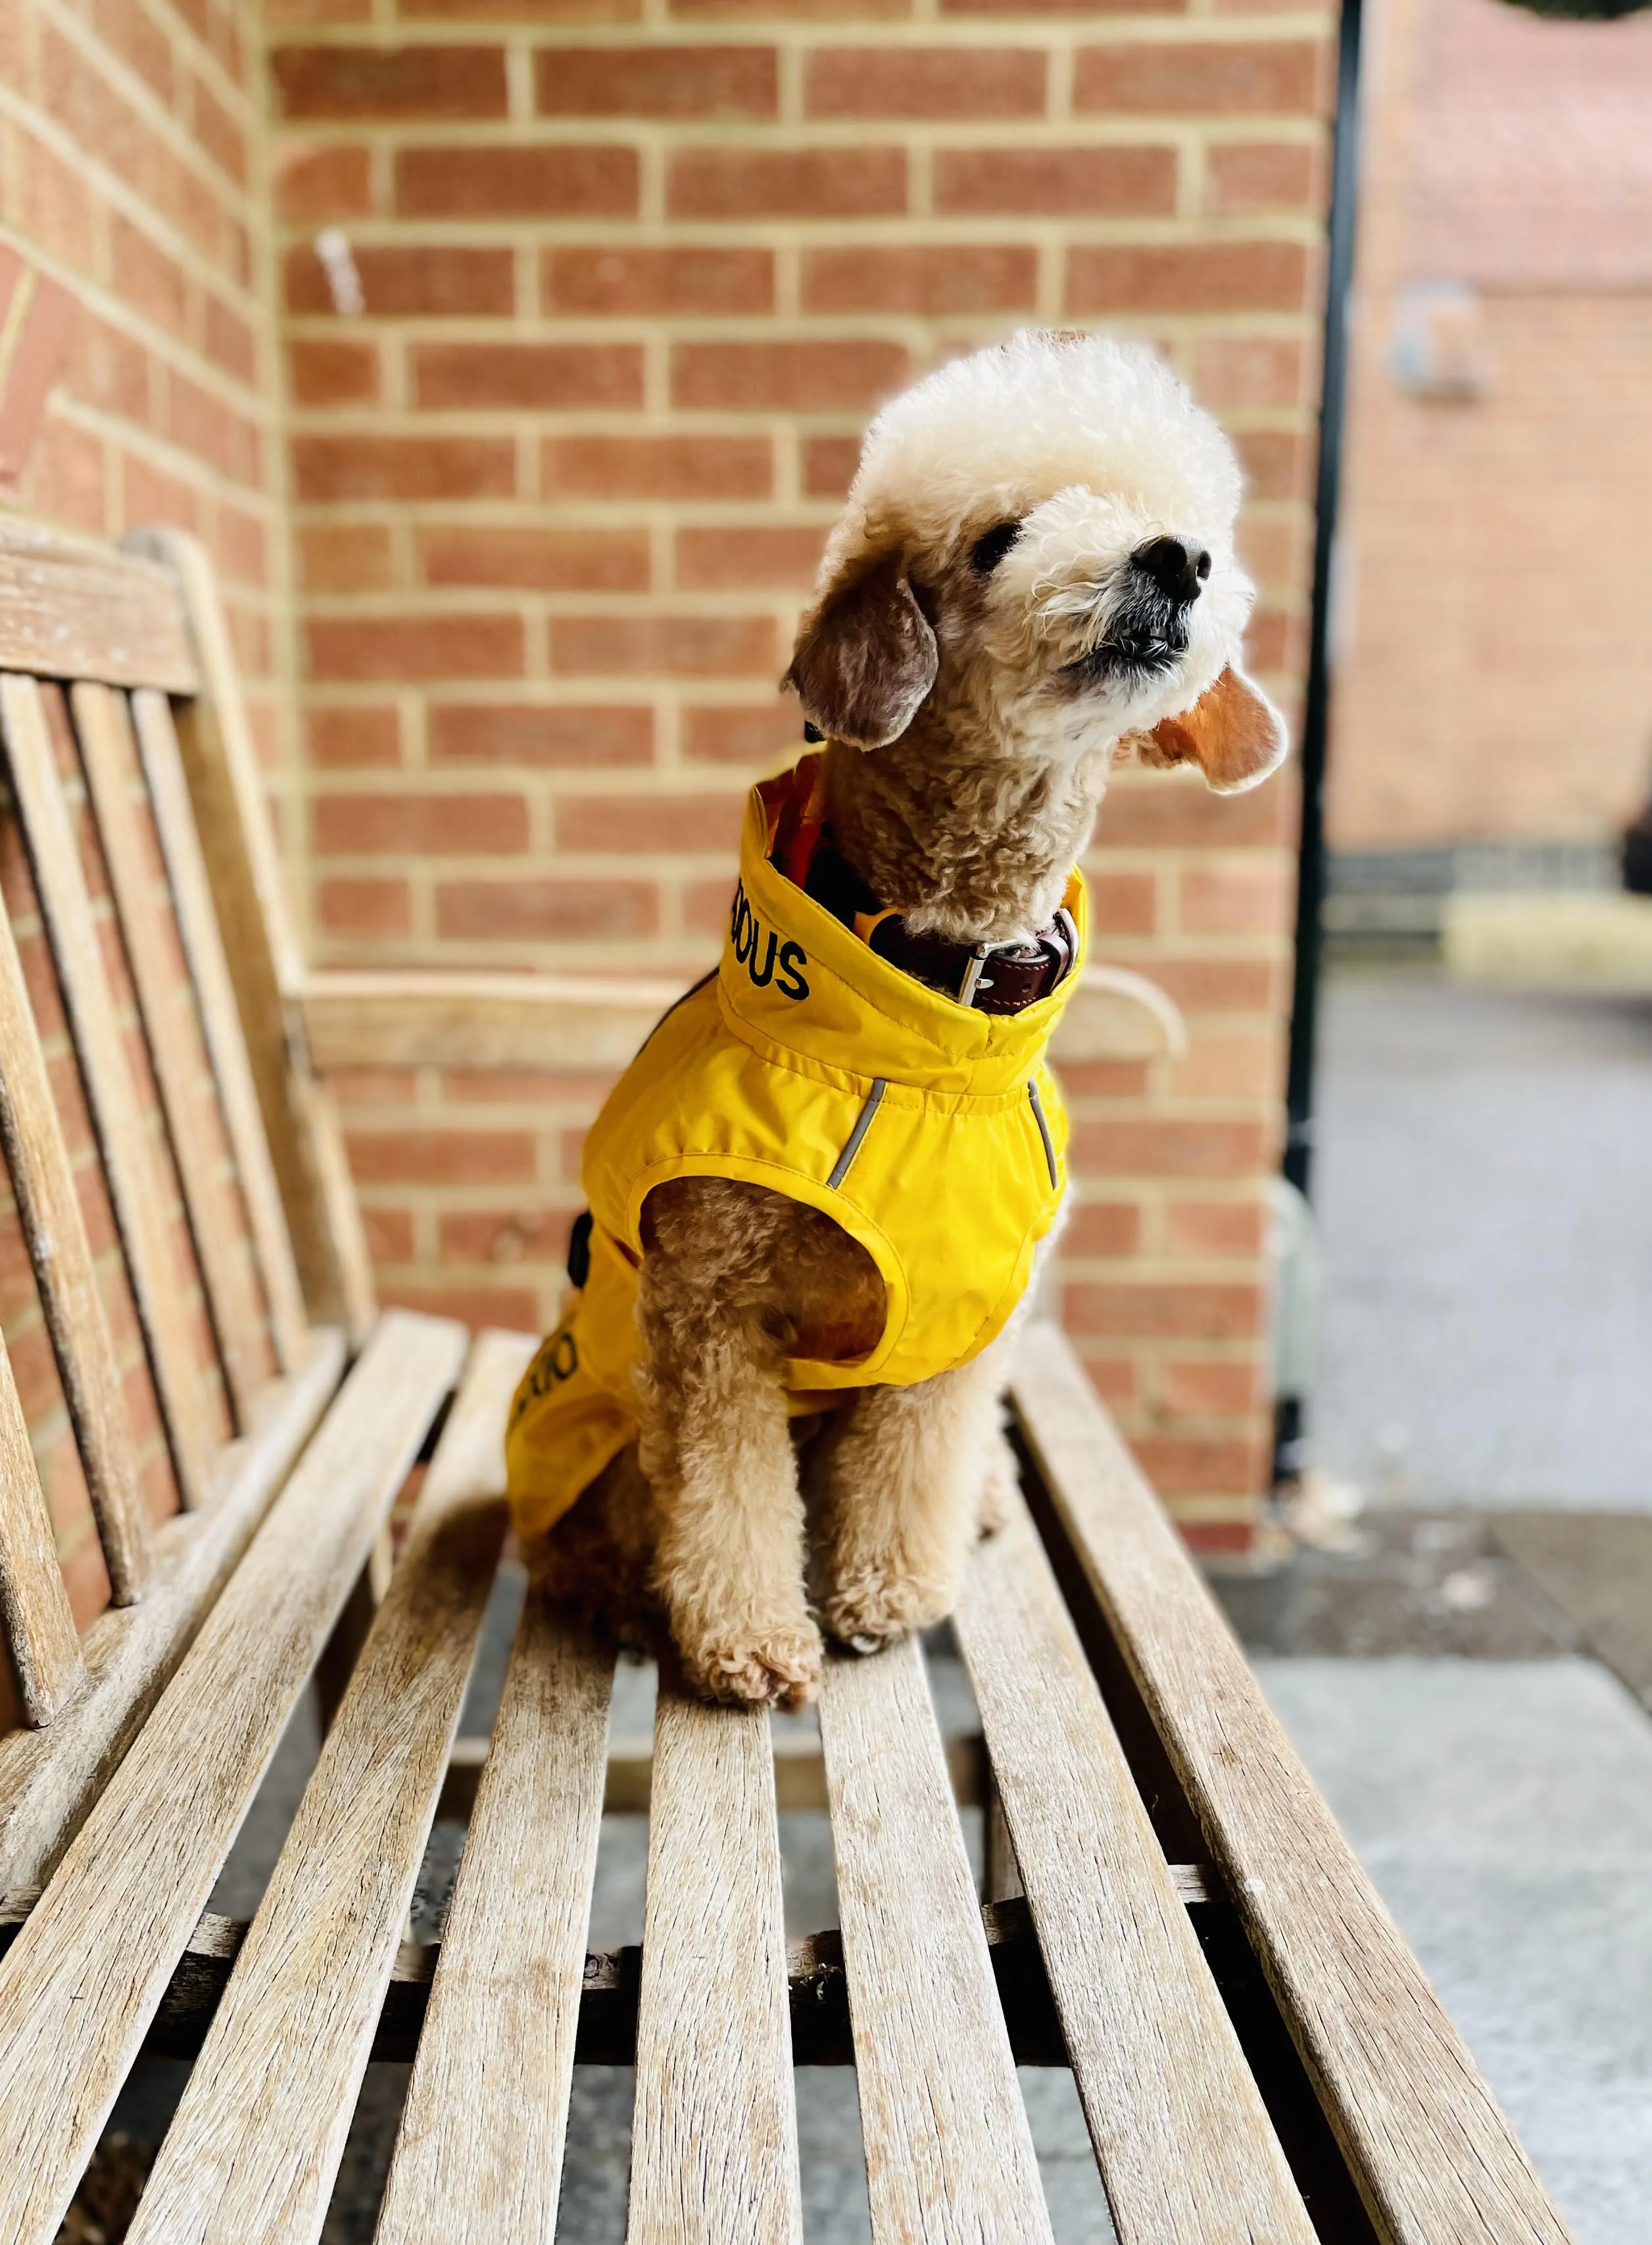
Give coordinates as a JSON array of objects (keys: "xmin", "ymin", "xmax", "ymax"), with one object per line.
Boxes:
[{"xmin": 1134, "ymin": 536, "xmax": 1211, "ymax": 604}]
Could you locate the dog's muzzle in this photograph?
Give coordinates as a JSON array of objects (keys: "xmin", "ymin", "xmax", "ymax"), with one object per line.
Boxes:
[{"xmin": 1061, "ymin": 537, "xmax": 1211, "ymax": 689}]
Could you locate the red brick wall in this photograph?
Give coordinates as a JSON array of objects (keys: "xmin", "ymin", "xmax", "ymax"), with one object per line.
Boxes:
[
  {"xmin": 268, "ymin": 3, "xmax": 1333, "ymax": 1547},
  {"xmin": 1328, "ymin": 0, "xmax": 1652, "ymax": 850}
]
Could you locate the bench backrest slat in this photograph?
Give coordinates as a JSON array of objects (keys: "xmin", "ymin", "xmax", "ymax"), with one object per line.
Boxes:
[
  {"xmin": 0, "ymin": 527, "xmax": 198, "ymax": 698},
  {"xmin": 0, "ymin": 1349, "xmax": 84, "ymax": 1724},
  {"xmin": 0, "ymin": 675, "xmax": 222, "ymax": 1511}
]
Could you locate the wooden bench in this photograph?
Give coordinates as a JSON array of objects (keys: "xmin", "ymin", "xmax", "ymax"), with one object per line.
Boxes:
[{"xmin": 0, "ymin": 516, "xmax": 1574, "ymax": 2245}]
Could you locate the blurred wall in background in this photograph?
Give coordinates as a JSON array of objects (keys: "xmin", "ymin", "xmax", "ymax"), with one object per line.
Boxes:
[
  {"xmin": 1329, "ymin": 0, "xmax": 1652, "ymax": 852},
  {"xmin": 0, "ymin": 0, "xmax": 1336, "ymax": 1550}
]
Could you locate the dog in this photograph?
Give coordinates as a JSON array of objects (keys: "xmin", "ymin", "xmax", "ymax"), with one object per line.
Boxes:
[{"xmin": 505, "ymin": 329, "xmax": 1286, "ymax": 1710}]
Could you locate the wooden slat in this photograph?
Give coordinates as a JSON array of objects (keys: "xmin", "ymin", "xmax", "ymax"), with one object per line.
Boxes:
[
  {"xmin": 376, "ymin": 1605, "xmax": 614, "ymax": 2245},
  {"xmin": 0, "ymin": 673, "xmax": 216, "ymax": 1508},
  {"xmin": 626, "ymin": 1687, "xmax": 802, "ymax": 2245},
  {"xmin": 0, "ymin": 1332, "xmax": 345, "ymax": 1893},
  {"xmin": 1013, "ymin": 1336, "xmax": 1578, "ymax": 2245},
  {"xmin": 0, "ymin": 836, "xmax": 149, "ymax": 1601},
  {"xmin": 71, "ymin": 684, "xmax": 265, "ymax": 1427},
  {"xmin": 124, "ymin": 531, "xmax": 376, "ymax": 1345},
  {"xmin": 0, "ymin": 1334, "xmax": 82, "ymax": 1727},
  {"xmin": 956, "ymin": 1496, "xmax": 1315, "ymax": 2245},
  {"xmin": 0, "ymin": 518, "xmax": 197, "ymax": 694},
  {"xmin": 125, "ymin": 1330, "xmax": 526, "ymax": 2245},
  {"xmin": 127, "ymin": 688, "xmax": 310, "ymax": 1374},
  {"xmin": 0, "ymin": 1309, "xmax": 464, "ymax": 2245},
  {"xmin": 817, "ymin": 1637, "xmax": 1053, "ymax": 2244}
]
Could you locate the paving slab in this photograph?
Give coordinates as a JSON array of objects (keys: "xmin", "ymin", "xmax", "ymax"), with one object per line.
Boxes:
[{"xmin": 1255, "ymin": 1656, "xmax": 1652, "ymax": 2245}]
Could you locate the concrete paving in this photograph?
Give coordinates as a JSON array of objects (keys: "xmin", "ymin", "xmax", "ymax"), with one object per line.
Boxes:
[
  {"xmin": 1257, "ymin": 1657, "xmax": 1652, "ymax": 2245},
  {"xmin": 1312, "ymin": 973, "xmax": 1652, "ymax": 1508}
]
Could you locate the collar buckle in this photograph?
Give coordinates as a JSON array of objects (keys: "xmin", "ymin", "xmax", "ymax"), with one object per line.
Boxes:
[{"xmin": 957, "ymin": 937, "xmax": 1025, "ymax": 1009}]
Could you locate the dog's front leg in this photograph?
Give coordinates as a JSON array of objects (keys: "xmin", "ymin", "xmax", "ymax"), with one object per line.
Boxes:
[
  {"xmin": 635, "ymin": 1240, "xmax": 822, "ymax": 1712},
  {"xmin": 817, "ymin": 1338, "xmax": 1010, "ymax": 1652}
]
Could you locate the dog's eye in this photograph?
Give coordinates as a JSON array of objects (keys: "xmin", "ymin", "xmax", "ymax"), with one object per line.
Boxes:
[{"xmin": 969, "ymin": 520, "xmax": 1022, "ymax": 576}]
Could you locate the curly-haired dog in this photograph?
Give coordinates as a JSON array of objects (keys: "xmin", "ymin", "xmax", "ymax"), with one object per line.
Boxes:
[{"xmin": 506, "ymin": 330, "xmax": 1286, "ymax": 1709}]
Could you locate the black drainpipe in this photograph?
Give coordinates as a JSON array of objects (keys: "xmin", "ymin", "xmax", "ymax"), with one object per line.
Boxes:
[{"xmin": 1282, "ymin": 0, "xmax": 1366, "ymax": 1200}]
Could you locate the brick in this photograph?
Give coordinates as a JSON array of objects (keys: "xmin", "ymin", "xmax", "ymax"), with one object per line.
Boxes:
[
  {"xmin": 299, "ymin": 523, "xmax": 395, "ymax": 593},
  {"xmin": 1130, "ymin": 1434, "xmax": 1260, "ymax": 1497},
  {"xmin": 439, "ymin": 1209, "xmax": 570, "ymax": 1265},
  {"xmin": 329, "ymin": 1070, "xmax": 418, "ymax": 1108},
  {"xmin": 217, "ymin": 507, "xmax": 269, "ymax": 589},
  {"xmin": 413, "ymin": 342, "xmax": 643, "ymax": 412},
  {"xmin": 536, "ymin": 45, "xmax": 777, "ymax": 117},
  {"xmin": 1063, "ymin": 1279, "xmax": 1262, "ymax": 1338},
  {"xmin": 346, "ymin": 1129, "xmax": 537, "ymax": 1184},
  {"xmin": 1150, "ymin": 956, "xmax": 1287, "ymax": 1016},
  {"xmin": 362, "ymin": 1207, "xmax": 416, "ymax": 1264},
  {"xmin": 675, "ymin": 525, "xmax": 824, "ymax": 592},
  {"xmin": 1194, "ymin": 335, "xmax": 1310, "ymax": 412},
  {"xmin": 1067, "ymin": 241, "xmax": 1311, "ymax": 316},
  {"xmin": 550, "ymin": 615, "xmax": 775, "ymax": 679},
  {"xmin": 395, "ymin": 144, "xmax": 638, "ymax": 218},
  {"xmin": 420, "ymin": 526, "xmax": 650, "ymax": 593},
  {"xmin": 272, "ymin": 44, "xmax": 508, "ymax": 119},
  {"xmin": 109, "ymin": 216, "xmax": 188, "ymax": 339},
  {"xmin": 430, "ymin": 704, "xmax": 653, "ymax": 767},
  {"xmin": 318, "ymin": 877, "xmax": 412, "ymax": 936},
  {"xmin": 192, "ymin": 73, "xmax": 249, "ymax": 187},
  {"xmin": 306, "ymin": 616, "xmax": 525, "ymax": 682},
  {"xmin": 681, "ymin": 702, "xmax": 802, "ymax": 763},
  {"xmin": 1075, "ymin": 41, "xmax": 1327, "ymax": 116},
  {"xmin": 404, "ymin": 0, "xmax": 638, "ymax": 14},
  {"xmin": 543, "ymin": 433, "xmax": 770, "ymax": 500},
  {"xmin": 559, "ymin": 792, "xmax": 743, "ymax": 855},
  {"xmin": 307, "ymin": 705, "xmax": 403, "ymax": 767},
  {"xmin": 289, "ymin": 337, "xmax": 379, "ymax": 406},
  {"xmin": 437, "ymin": 879, "xmax": 658, "ymax": 940},
  {"xmin": 672, "ymin": 340, "xmax": 908, "ymax": 413},
  {"xmin": 384, "ymin": 1282, "xmax": 543, "ymax": 1330},
  {"xmin": 1088, "ymin": 871, "xmax": 1159, "ymax": 936},
  {"xmin": 274, "ymin": 142, "xmax": 374, "ymax": 221},
  {"xmin": 1063, "ymin": 1199, "xmax": 1142, "ymax": 1257},
  {"xmin": 124, "ymin": 453, "xmax": 201, "ymax": 537},
  {"xmin": 544, "ymin": 247, "xmax": 774, "ymax": 318},
  {"xmin": 803, "ymin": 435, "xmax": 862, "ymax": 499},
  {"xmin": 668, "ymin": 146, "xmax": 906, "ymax": 220},
  {"xmin": 314, "ymin": 792, "xmax": 529, "ymax": 856},
  {"xmin": 1158, "ymin": 1358, "xmax": 1263, "ymax": 1418},
  {"xmin": 675, "ymin": 0, "xmax": 910, "ymax": 14},
  {"xmin": 1179, "ymin": 1518, "xmax": 1257, "ymax": 1558},
  {"xmin": 1178, "ymin": 864, "xmax": 1294, "ymax": 934},
  {"xmin": 948, "ymin": 0, "xmax": 1174, "ymax": 12},
  {"xmin": 204, "ymin": 295, "xmax": 258, "ymax": 387},
  {"xmin": 802, "ymin": 245, "xmax": 1036, "ymax": 316},
  {"xmin": 93, "ymin": 0, "xmax": 175, "ymax": 103},
  {"xmin": 285, "ymin": 244, "xmax": 515, "ymax": 318},
  {"xmin": 293, "ymin": 435, "xmax": 515, "ymax": 502},
  {"xmin": 440, "ymin": 1069, "xmax": 617, "ymax": 1105},
  {"xmin": 1070, "ymin": 1116, "xmax": 1269, "ymax": 1176},
  {"xmin": 807, "ymin": 47, "xmax": 1046, "ymax": 118},
  {"xmin": 1094, "ymin": 772, "xmax": 1288, "ymax": 846},
  {"xmin": 934, "ymin": 143, "xmax": 1177, "ymax": 216},
  {"xmin": 1234, "ymin": 427, "xmax": 1313, "ymax": 501},
  {"xmin": 1164, "ymin": 1197, "xmax": 1266, "ymax": 1257},
  {"xmin": 1206, "ymin": 140, "xmax": 1321, "ymax": 214}
]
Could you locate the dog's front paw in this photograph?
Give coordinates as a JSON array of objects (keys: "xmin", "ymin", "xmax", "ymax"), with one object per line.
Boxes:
[
  {"xmin": 681, "ymin": 1618, "xmax": 823, "ymax": 1712},
  {"xmin": 825, "ymin": 1568, "xmax": 956, "ymax": 1656}
]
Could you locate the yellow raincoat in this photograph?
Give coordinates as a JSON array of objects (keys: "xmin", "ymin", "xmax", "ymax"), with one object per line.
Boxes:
[{"xmin": 506, "ymin": 761, "xmax": 1087, "ymax": 1543}]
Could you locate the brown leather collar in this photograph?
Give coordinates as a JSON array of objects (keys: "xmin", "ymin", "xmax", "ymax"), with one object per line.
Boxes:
[{"xmin": 800, "ymin": 841, "xmax": 1078, "ymax": 1016}]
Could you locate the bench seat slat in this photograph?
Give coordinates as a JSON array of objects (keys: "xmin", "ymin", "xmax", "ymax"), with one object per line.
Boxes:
[
  {"xmin": 0, "ymin": 1331, "xmax": 345, "ymax": 1895},
  {"xmin": 626, "ymin": 1689, "xmax": 802, "ymax": 2245},
  {"xmin": 128, "ymin": 687, "xmax": 311, "ymax": 1375},
  {"xmin": 122, "ymin": 1329, "xmax": 526, "ymax": 2245},
  {"xmin": 0, "ymin": 673, "xmax": 217, "ymax": 1509},
  {"xmin": 71, "ymin": 684, "xmax": 266, "ymax": 1428},
  {"xmin": 0, "ymin": 1308, "xmax": 464, "ymax": 2245},
  {"xmin": 0, "ymin": 825, "xmax": 150, "ymax": 1602},
  {"xmin": 1012, "ymin": 1337, "xmax": 1577, "ymax": 2245},
  {"xmin": 818, "ymin": 1637, "xmax": 1054, "ymax": 2245},
  {"xmin": 376, "ymin": 1600, "xmax": 614, "ymax": 2245},
  {"xmin": 956, "ymin": 1497, "xmax": 1315, "ymax": 2245},
  {"xmin": 0, "ymin": 1336, "xmax": 83, "ymax": 1726}
]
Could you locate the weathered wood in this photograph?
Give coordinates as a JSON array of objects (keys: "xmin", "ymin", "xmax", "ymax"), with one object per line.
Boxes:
[
  {"xmin": 376, "ymin": 1600, "xmax": 614, "ymax": 2245},
  {"xmin": 0, "ymin": 1310, "xmax": 463, "ymax": 2245},
  {"xmin": 126, "ymin": 688, "xmax": 310, "ymax": 1373},
  {"xmin": 0, "ymin": 829, "xmax": 149, "ymax": 1601},
  {"xmin": 1012, "ymin": 1336, "xmax": 1578, "ymax": 2245},
  {"xmin": 817, "ymin": 1636, "xmax": 1054, "ymax": 2245},
  {"xmin": 0, "ymin": 518, "xmax": 197, "ymax": 694},
  {"xmin": 124, "ymin": 533, "xmax": 376, "ymax": 1345},
  {"xmin": 72, "ymin": 683, "xmax": 264, "ymax": 1426},
  {"xmin": 0, "ymin": 673, "xmax": 216, "ymax": 1509},
  {"xmin": 957, "ymin": 1495, "xmax": 1314, "ymax": 2245},
  {"xmin": 126, "ymin": 1330, "xmax": 524, "ymax": 2245},
  {"xmin": 627, "ymin": 1687, "xmax": 803, "ymax": 2245},
  {"xmin": 0, "ymin": 1331, "xmax": 345, "ymax": 1893},
  {"xmin": 0, "ymin": 1332, "xmax": 82, "ymax": 1727}
]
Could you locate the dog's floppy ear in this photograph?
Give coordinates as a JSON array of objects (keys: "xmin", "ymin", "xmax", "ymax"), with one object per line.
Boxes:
[
  {"xmin": 1138, "ymin": 665, "xmax": 1288, "ymax": 794},
  {"xmin": 784, "ymin": 550, "xmax": 938, "ymax": 750}
]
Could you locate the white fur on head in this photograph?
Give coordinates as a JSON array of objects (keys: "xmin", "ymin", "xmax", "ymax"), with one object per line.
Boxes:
[{"xmin": 799, "ymin": 329, "xmax": 1286, "ymax": 789}]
